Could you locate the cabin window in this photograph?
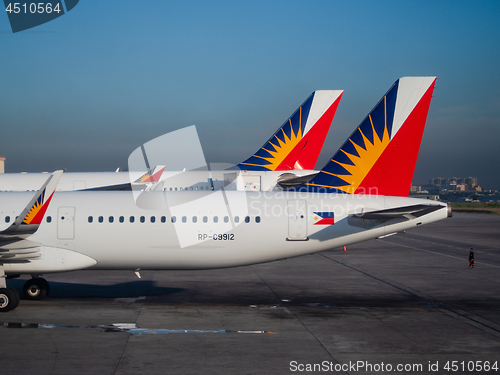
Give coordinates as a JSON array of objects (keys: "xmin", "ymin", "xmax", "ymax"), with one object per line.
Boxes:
[
  {"xmin": 182, "ymin": 216, "xmax": 187, "ymax": 223},
  {"xmin": 46, "ymin": 216, "xmax": 52, "ymax": 223},
  {"xmin": 256, "ymin": 216, "xmax": 261, "ymax": 223},
  {"xmin": 234, "ymin": 216, "xmax": 239, "ymax": 223},
  {"xmin": 140, "ymin": 216, "xmax": 145, "ymax": 223},
  {"xmin": 224, "ymin": 216, "xmax": 229, "ymax": 223},
  {"xmin": 192, "ymin": 216, "xmax": 197, "ymax": 223},
  {"xmin": 5, "ymin": 216, "xmax": 10, "ymax": 223},
  {"xmin": 161, "ymin": 216, "xmax": 166, "ymax": 223},
  {"xmin": 169, "ymin": 187, "xmax": 172, "ymax": 191},
  {"xmin": 130, "ymin": 216, "xmax": 135, "ymax": 223},
  {"xmin": 245, "ymin": 216, "xmax": 250, "ymax": 223},
  {"xmin": 213, "ymin": 216, "xmax": 218, "ymax": 223},
  {"xmin": 203, "ymin": 216, "xmax": 208, "ymax": 223},
  {"xmin": 119, "ymin": 216, "xmax": 124, "ymax": 223},
  {"xmin": 98, "ymin": 216, "xmax": 103, "ymax": 223},
  {"xmin": 88, "ymin": 216, "xmax": 93, "ymax": 223},
  {"xmin": 109, "ymin": 216, "xmax": 114, "ymax": 223},
  {"xmin": 171, "ymin": 216, "xmax": 177, "ymax": 223},
  {"xmin": 151, "ymin": 216, "xmax": 156, "ymax": 223}
]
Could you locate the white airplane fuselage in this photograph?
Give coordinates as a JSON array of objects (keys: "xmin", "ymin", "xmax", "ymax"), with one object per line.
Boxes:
[
  {"xmin": 0, "ymin": 170, "xmax": 316, "ymax": 192},
  {"xmin": 0, "ymin": 190, "xmax": 449, "ymax": 275}
]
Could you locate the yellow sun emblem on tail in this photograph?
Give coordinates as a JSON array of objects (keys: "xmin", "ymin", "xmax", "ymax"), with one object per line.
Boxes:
[
  {"xmin": 23, "ymin": 191, "xmax": 44, "ymax": 224},
  {"xmin": 325, "ymin": 97, "xmax": 391, "ymax": 194},
  {"xmin": 246, "ymin": 108, "xmax": 303, "ymax": 171},
  {"xmin": 137, "ymin": 171, "xmax": 153, "ymax": 183}
]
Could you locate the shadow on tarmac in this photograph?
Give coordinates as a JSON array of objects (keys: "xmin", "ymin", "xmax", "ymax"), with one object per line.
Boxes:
[{"xmin": 7, "ymin": 279, "xmax": 184, "ymax": 299}]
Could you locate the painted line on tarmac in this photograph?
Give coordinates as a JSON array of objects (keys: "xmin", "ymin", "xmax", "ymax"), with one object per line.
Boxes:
[
  {"xmin": 319, "ymin": 253, "xmax": 500, "ymax": 338},
  {"xmin": 380, "ymin": 239, "xmax": 500, "ymax": 269}
]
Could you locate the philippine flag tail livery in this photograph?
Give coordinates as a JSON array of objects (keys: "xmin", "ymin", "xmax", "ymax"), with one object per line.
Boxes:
[
  {"xmin": 134, "ymin": 165, "xmax": 166, "ymax": 184},
  {"xmin": 0, "ymin": 170, "xmax": 63, "ymax": 235},
  {"xmin": 237, "ymin": 90, "xmax": 343, "ymax": 171},
  {"xmin": 305, "ymin": 77, "xmax": 436, "ymax": 196}
]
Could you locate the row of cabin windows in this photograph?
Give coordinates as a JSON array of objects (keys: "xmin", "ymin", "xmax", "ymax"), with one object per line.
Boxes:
[
  {"xmin": 165, "ymin": 186, "xmax": 213, "ymax": 191},
  {"xmin": 87, "ymin": 215, "xmax": 261, "ymax": 224},
  {"xmin": 4, "ymin": 215, "xmax": 260, "ymax": 224}
]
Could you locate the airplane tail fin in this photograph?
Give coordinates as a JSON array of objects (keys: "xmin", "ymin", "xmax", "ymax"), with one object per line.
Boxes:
[
  {"xmin": 237, "ymin": 90, "xmax": 343, "ymax": 171},
  {"xmin": 133, "ymin": 165, "xmax": 166, "ymax": 184},
  {"xmin": 304, "ymin": 77, "xmax": 436, "ymax": 196}
]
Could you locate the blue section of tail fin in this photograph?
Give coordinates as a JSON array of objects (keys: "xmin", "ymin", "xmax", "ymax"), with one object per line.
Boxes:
[
  {"xmin": 237, "ymin": 92, "xmax": 315, "ymax": 171},
  {"xmin": 298, "ymin": 80, "xmax": 400, "ymax": 193}
]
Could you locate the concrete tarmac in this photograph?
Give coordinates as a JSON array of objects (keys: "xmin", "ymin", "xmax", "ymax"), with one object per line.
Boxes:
[{"xmin": 1, "ymin": 213, "xmax": 499, "ymax": 374}]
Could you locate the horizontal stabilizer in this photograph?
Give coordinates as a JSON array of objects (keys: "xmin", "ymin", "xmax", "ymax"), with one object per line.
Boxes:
[
  {"xmin": 277, "ymin": 172, "xmax": 318, "ymax": 190},
  {"xmin": 85, "ymin": 165, "xmax": 167, "ymax": 191},
  {"xmin": 347, "ymin": 204, "xmax": 444, "ymax": 229},
  {"xmin": 357, "ymin": 204, "xmax": 444, "ymax": 220}
]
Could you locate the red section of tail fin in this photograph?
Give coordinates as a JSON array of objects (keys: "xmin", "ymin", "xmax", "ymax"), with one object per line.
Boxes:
[
  {"xmin": 355, "ymin": 80, "xmax": 435, "ymax": 196},
  {"xmin": 30, "ymin": 192, "xmax": 55, "ymax": 225},
  {"xmin": 291, "ymin": 93, "xmax": 343, "ymax": 170}
]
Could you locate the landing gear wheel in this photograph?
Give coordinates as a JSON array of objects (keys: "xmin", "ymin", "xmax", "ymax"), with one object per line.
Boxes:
[
  {"xmin": 23, "ymin": 278, "xmax": 50, "ymax": 300},
  {"xmin": 0, "ymin": 287, "xmax": 20, "ymax": 312},
  {"xmin": 7, "ymin": 287, "xmax": 20, "ymax": 306}
]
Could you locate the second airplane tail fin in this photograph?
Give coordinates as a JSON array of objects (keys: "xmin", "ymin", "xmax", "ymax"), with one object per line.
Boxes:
[
  {"xmin": 237, "ymin": 90, "xmax": 343, "ymax": 171},
  {"xmin": 304, "ymin": 77, "xmax": 436, "ymax": 196},
  {"xmin": 133, "ymin": 165, "xmax": 166, "ymax": 184}
]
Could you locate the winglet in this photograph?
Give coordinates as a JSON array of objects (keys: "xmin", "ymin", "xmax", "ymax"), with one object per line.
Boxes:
[
  {"xmin": 1, "ymin": 170, "xmax": 63, "ymax": 235},
  {"xmin": 237, "ymin": 90, "xmax": 343, "ymax": 171}
]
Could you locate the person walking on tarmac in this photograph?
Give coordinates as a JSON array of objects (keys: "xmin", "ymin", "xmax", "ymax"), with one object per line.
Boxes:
[{"xmin": 469, "ymin": 248, "xmax": 475, "ymax": 268}]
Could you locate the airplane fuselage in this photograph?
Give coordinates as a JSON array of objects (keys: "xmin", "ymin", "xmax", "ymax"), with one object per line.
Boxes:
[
  {"xmin": 0, "ymin": 170, "xmax": 317, "ymax": 192},
  {"xmin": 0, "ymin": 190, "xmax": 449, "ymax": 275}
]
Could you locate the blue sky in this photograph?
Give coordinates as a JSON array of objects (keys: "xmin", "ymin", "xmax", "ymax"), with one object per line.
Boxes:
[{"xmin": 1, "ymin": 1, "xmax": 499, "ymax": 189}]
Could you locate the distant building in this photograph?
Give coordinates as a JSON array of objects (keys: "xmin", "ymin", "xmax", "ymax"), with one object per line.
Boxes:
[
  {"xmin": 430, "ymin": 177, "xmax": 443, "ymax": 187},
  {"xmin": 464, "ymin": 177, "xmax": 478, "ymax": 190},
  {"xmin": 0, "ymin": 156, "xmax": 4, "ymax": 173},
  {"xmin": 429, "ymin": 176, "xmax": 482, "ymax": 192}
]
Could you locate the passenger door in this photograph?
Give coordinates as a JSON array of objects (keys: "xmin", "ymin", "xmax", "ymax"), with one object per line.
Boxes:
[
  {"xmin": 57, "ymin": 207, "xmax": 75, "ymax": 240},
  {"xmin": 287, "ymin": 200, "xmax": 308, "ymax": 240}
]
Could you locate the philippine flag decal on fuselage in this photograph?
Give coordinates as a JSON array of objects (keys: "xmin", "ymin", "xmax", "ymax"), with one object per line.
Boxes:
[{"xmin": 313, "ymin": 212, "xmax": 335, "ymax": 225}]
